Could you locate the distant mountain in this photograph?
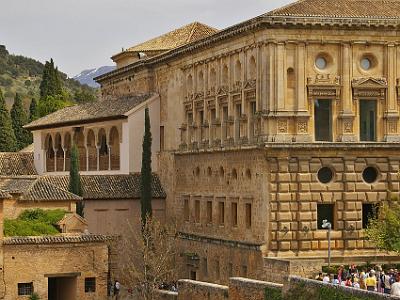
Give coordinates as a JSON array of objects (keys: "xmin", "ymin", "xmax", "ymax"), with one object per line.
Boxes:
[{"xmin": 73, "ymin": 66, "xmax": 115, "ymax": 88}]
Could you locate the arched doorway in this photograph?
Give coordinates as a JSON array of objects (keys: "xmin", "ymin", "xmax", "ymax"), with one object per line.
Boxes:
[
  {"xmin": 55, "ymin": 133, "xmax": 63, "ymax": 172},
  {"xmin": 45, "ymin": 134, "xmax": 55, "ymax": 172},
  {"xmin": 74, "ymin": 130, "xmax": 87, "ymax": 171},
  {"xmin": 98, "ymin": 128, "xmax": 109, "ymax": 170}
]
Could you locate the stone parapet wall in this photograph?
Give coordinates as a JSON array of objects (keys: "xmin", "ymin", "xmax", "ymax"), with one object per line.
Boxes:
[
  {"xmin": 178, "ymin": 279, "xmax": 229, "ymax": 300},
  {"xmin": 287, "ymin": 276, "xmax": 400, "ymax": 300},
  {"xmin": 229, "ymin": 277, "xmax": 282, "ymax": 300},
  {"xmin": 154, "ymin": 289, "xmax": 178, "ymax": 300}
]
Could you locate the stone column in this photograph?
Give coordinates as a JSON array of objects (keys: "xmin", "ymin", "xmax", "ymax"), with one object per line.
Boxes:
[
  {"xmin": 96, "ymin": 146, "xmax": 100, "ymax": 171},
  {"xmin": 108, "ymin": 146, "xmax": 112, "ymax": 171},
  {"xmin": 276, "ymin": 43, "xmax": 285, "ymax": 111}
]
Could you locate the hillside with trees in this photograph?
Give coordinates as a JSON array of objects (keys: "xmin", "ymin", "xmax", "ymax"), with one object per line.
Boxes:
[
  {"xmin": 0, "ymin": 45, "xmax": 96, "ymax": 108},
  {"xmin": 0, "ymin": 45, "xmax": 98, "ymax": 151}
]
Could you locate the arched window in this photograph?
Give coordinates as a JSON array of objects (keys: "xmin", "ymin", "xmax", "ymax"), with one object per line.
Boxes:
[
  {"xmin": 249, "ymin": 56, "xmax": 256, "ymax": 80},
  {"xmin": 187, "ymin": 74, "xmax": 193, "ymax": 93},
  {"xmin": 55, "ymin": 133, "xmax": 63, "ymax": 172},
  {"xmin": 45, "ymin": 134, "xmax": 55, "ymax": 172},
  {"xmin": 209, "ymin": 68, "xmax": 216, "ymax": 88},
  {"xmin": 222, "ymin": 65, "xmax": 228, "ymax": 86},
  {"xmin": 235, "ymin": 60, "xmax": 242, "ymax": 82},
  {"xmin": 198, "ymin": 71, "xmax": 204, "ymax": 92},
  {"xmin": 74, "ymin": 129, "xmax": 86, "ymax": 171},
  {"xmin": 64, "ymin": 132, "xmax": 71, "ymax": 171},
  {"xmin": 109, "ymin": 126, "xmax": 120, "ymax": 170}
]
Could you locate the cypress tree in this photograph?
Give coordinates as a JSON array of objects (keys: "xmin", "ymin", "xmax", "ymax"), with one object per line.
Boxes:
[
  {"xmin": 11, "ymin": 93, "xmax": 32, "ymax": 149},
  {"xmin": 140, "ymin": 107, "xmax": 153, "ymax": 224},
  {"xmin": 0, "ymin": 89, "xmax": 17, "ymax": 152},
  {"xmin": 68, "ymin": 144, "xmax": 84, "ymax": 217},
  {"xmin": 29, "ymin": 98, "xmax": 39, "ymax": 122},
  {"xmin": 39, "ymin": 58, "xmax": 63, "ymax": 99}
]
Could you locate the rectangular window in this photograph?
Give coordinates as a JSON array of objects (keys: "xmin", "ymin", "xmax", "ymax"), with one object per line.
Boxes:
[
  {"xmin": 231, "ymin": 202, "xmax": 238, "ymax": 227},
  {"xmin": 241, "ymin": 265, "xmax": 248, "ymax": 277},
  {"xmin": 236, "ymin": 103, "xmax": 242, "ymax": 118},
  {"xmin": 184, "ymin": 198, "xmax": 190, "ymax": 222},
  {"xmin": 218, "ymin": 202, "xmax": 225, "ymax": 225},
  {"xmin": 314, "ymin": 99, "xmax": 332, "ymax": 141},
  {"xmin": 362, "ymin": 203, "xmax": 379, "ymax": 229},
  {"xmin": 190, "ymin": 271, "xmax": 197, "ymax": 280},
  {"xmin": 228, "ymin": 263, "xmax": 233, "ymax": 277},
  {"xmin": 160, "ymin": 125, "xmax": 165, "ymax": 151},
  {"xmin": 360, "ymin": 100, "xmax": 377, "ymax": 141},
  {"xmin": 85, "ymin": 277, "xmax": 96, "ymax": 293},
  {"xmin": 317, "ymin": 204, "xmax": 334, "ymax": 230},
  {"xmin": 195, "ymin": 199, "xmax": 200, "ymax": 223},
  {"xmin": 207, "ymin": 201, "xmax": 213, "ymax": 224},
  {"xmin": 245, "ymin": 203, "xmax": 252, "ymax": 229},
  {"xmin": 203, "ymin": 257, "xmax": 208, "ymax": 277},
  {"xmin": 188, "ymin": 112, "xmax": 193, "ymax": 124},
  {"xmin": 211, "ymin": 109, "xmax": 216, "ymax": 122},
  {"xmin": 18, "ymin": 283, "xmax": 33, "ymax": 296},
  {"xmin": 251, "ymin": 101, "xmax": 257, "ymax": 115},
  {"xmin": 223, "ymin": 106, "xmax": 228, "ymax": 121}
]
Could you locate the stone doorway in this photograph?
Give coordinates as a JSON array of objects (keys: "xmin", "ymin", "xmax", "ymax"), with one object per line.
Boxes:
[{"xmin": 47, "ymin": 273, "xmax": 78, "ymax": 300}]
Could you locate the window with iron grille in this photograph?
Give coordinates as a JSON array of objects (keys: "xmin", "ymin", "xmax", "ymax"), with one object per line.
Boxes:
[
  {"xmin": 85, "ymin": 277, "xmax": 96, "ymax": 293},
  {"xmin": 18, "ymin": 283, "xmax": 33, "ymax": 295}
]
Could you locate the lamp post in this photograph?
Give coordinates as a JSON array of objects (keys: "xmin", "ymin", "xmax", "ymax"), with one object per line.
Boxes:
[{"xmin": 322, "ymin": 219, "xmax": 332, "ymax": 268}]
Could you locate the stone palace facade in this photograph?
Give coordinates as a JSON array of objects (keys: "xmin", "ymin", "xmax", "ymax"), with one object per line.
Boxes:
[{"xmin": 27, "ymin": 0, "xmax": 400, "ymax": 285}]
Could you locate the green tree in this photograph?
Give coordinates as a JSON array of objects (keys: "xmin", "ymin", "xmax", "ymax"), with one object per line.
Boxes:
[
  {"xmin": 29, "ymin": 98, "xmax": 39, "ymax": 122},
  {"xmin": 68, "ymin": 145, "xmax": 84, "ymax": 217},
  {"xmin": 39, "ymin": 58, "xmax": 62, "ymax": 98},
  {"xmin": 140, "ymin": 107, "xmax": 152, "ymax": 224},
  {"xmin": 37, "ymin": 95, "xmax": 70, "ymax": 117},
  {"xmin": 0, "ymin": 89, "xmax": 17, "ymax": 152},
  {"xmin": 11, "ymin": 93, "xmax": 32, "ymax": 149},
  {"xmin": 366, "ymin": 197, "xmax": 400, "ymax": 253}
]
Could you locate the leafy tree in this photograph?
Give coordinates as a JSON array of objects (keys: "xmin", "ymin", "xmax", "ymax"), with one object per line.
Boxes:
[
  {"xmin": 37, "ymin": 95, "xmax": 70, "ymax": 117},
  {"xmin": 140, "ymin": 107, "xmax": 152, "ymax": 224},
  {"xmin": 29, "ymin": 98, "xmax": 39, "ymax": 122},
  {"xmin": 0, "ymin": 89, "xmax": 17, "ymax": 152},
  {"xmin": 366, "ymin": 197, "xmax": 400, "ymax": 253},
  {"xmin": 11, "ymin": 93, "xmax": 32, "ymax": 149},
  {"xmin": 68, "ymin": 145, "xmax": 84, "ymax": 217}
]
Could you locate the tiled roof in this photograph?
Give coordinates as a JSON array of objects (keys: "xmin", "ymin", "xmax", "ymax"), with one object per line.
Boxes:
[
  {"xmin": 0, "ymin": 177, "xmax": 81, "ymax": 202},
  {"xmin": 24, "ymin": 93, "xmax": 155, "ymax": 130},
  {"xmin": 126, "ymin": 22, "xmax": 218, "ymax": 52},
  {"xmin": 0, "ymin": 153, "xmax": 37, "ymax": 176},
  {"xmin": 42, "ymin": 174, "xmax": 166, "ymax": 200},
  {"xmin": 3, "ymin": 234, "xmax": 110, "ymax": 245},
  {"xmin": 266, "ymin": 0, "xmax": 400, "ymax": 18}
]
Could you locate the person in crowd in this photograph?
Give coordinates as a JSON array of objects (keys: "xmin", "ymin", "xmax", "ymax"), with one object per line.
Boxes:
[
  {"xmin": 366, "ymin": 272, "xmax": 377, "ymax": 292},
  {"xmin": 359, "ymin": 274, "xmax": 367, "ymax": 290},
  {"xmin": 353, "ymin": 277, "xmax": 360, "ymax": 289},
  {"xmin": 333, "ymin": 274, "xmax": 340, "ymax": 285},
  {"xmin": 315, "ymin": 272, "xmax": 323, "ymax": 281},
  {"xmin": 391, "ymin": 274, "xmax": 400, "ymax": 296},
  {"xmin": 323, "ymin": 273, "xmax": 330, "ymax": 283}
]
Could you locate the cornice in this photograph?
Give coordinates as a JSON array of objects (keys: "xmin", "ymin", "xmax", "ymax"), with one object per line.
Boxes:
[{"xmin": 95, "ymin": 15, "xmax": 400, "ymax": 83}]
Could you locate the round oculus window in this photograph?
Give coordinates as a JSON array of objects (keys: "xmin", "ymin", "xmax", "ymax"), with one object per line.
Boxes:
[
  {"xmin": 361, "ymin": 57, "xmax": 372, "ymax": 70},
  {"xmin": 315, "ymin": 57, "xmax": 327, "ymax": 70},
  {"xmin": 317, "ymin": 167, "xmax": 334, "ymax": 184},
  {"xmin": 362, "ymin": 166, "xmax": 378, "ymax": 183}
]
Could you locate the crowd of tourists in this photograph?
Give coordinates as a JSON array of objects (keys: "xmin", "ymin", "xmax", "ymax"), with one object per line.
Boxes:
[{"xmin": 315, "ymin": 265, "xmax": 400, "ymax": 296}]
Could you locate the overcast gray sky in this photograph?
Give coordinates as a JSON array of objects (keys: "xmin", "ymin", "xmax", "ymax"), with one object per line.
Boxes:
[{"xmin": 1, "ymin": 0, "xmax": 292, "ymax": 77}]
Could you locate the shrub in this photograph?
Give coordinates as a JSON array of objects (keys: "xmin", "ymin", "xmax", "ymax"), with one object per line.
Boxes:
[
  {"xmin": 4, "ymin": 209, "xmax": 66, "ymax": 237},
  {"xmin": 29, "ymin": 292, "xmax": 40, "ymax": 300}
]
